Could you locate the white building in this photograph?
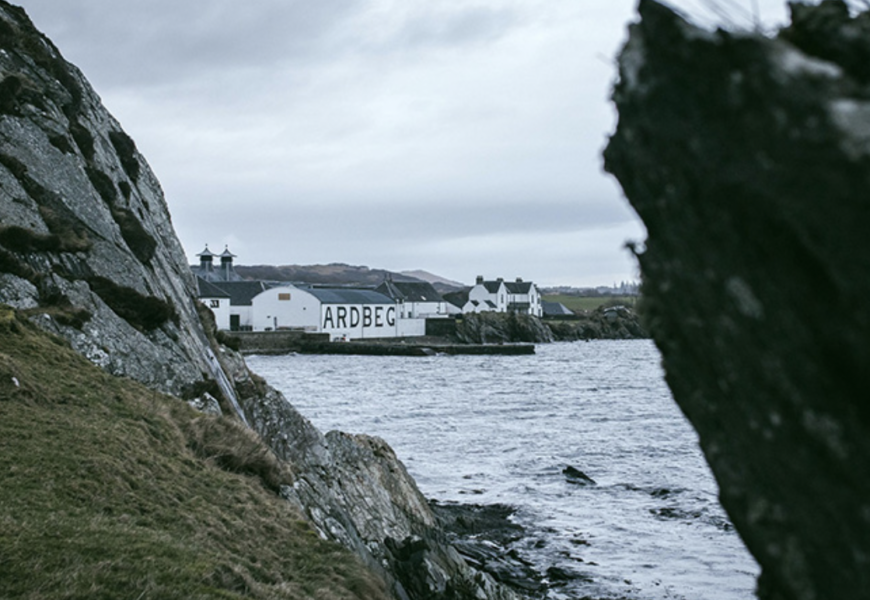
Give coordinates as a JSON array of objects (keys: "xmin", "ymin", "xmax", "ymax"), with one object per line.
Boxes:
[
  {"xmin": 375, "ymin": 279, "xmax": 449, "ymax": 319},
  {"xmin": 195, "ymin": 278, "xmax": 232, "ymax": 330},
  {"xmin": 467, "ymin": 276, "xmax": 508, "ymax": 312},
  {"xmin": 193, "ymin": 246, "xmax": 429, "ymax": 339},
  {"xmin": 505, "ymin": 278, "xmax": 543, "ymax": 317},
  {"xmin": 250, "ymin": 284, "xmax": 425, "ymax": 340},
  {"xmin": 463, "ymin": 276, "xmax": 542, "ymax": 316}
]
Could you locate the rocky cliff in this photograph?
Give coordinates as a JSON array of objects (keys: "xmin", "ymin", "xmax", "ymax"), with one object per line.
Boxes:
[
  {"xmin": 0, "ymin": 4, "xmax": 515, "ymax": 598},
  {"xmin": 604, "ymin": 1, "xmax": 870, "ymax": 599}
]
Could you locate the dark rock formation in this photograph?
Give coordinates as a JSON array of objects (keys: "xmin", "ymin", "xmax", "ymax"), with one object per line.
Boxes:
[
  {"xmin": 0, "ymin": 4, "xmax": 516, "ymax": 598},
  {"xmin": 604, "ymin": 2, "xmax": 870, "ymax": 599},
  {"xmin": 562, "ymin": 465, "xmax": 596, "ymax": 486},
  {"xmin": 546, "ymin": 305, "xmax": 647, "ymax": 341},
  {"xmin": 431, "ymin": 501, "xmax": 546, "ymax": 596},
  {"xmin": 453, "ymin": 312, "xmax": 555, "ymax": 344}
]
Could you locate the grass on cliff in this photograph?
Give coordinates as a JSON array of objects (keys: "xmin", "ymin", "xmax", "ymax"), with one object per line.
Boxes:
[{"xmin": 0, "ymin": 305, "xmax": 388, "ymax": 600}]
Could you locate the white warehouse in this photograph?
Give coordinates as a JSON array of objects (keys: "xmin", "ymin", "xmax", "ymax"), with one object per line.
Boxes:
[{"xmin": 193, "ymin": 247, "xmax": 431, "ymax": 340}]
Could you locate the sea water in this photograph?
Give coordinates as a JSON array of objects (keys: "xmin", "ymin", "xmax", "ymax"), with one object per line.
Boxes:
[{"xmin": 248, "ymin": 340, "xmax": 759, "ymax": 600}]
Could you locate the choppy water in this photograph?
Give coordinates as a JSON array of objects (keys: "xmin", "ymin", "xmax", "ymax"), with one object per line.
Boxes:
[{"xmin": 248, "ymin": 340, "xmax": 759, "ymax": 600}]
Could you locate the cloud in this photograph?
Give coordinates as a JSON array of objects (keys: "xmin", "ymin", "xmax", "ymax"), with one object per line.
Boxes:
[{"xmin": 25, "ymin": 0, "xmax": 676, "ymax": 286}]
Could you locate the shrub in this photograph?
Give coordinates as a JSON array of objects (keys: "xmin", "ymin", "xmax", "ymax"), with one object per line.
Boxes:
[
  {"xmin": 109, "ymin": 130, "xmax": 140, "ymax": 182},
  {"xmin": 87, "ymin": 276, "xmax": 178, "ymax": 331},
  {"xmin": 0, "ymin": 75, "xmax": 22, "ymax": 113},
  {"xmin": 69, "ymin": 121, "xmax": 94, "ymax": 161},
  {"xmin": 182, "ymin": 414, "xmax": 293, "ymax": 493},
  {"xmin": 84, "ymin": 166, "xmax": 117, "ymax": 205},
  {"xmin": 117, "ymin": 180, "xmax": 131, "ymax": 200},
  {"xmin": 181, "ymin": 377, "xmax": 223, "ymax": 402},
  {"xmin": 0, "ymin": 225, "xmax": 60, "ymax": 252},
  {"xmin": 48, "ymin": 134, "xmax": 74, "ymax": 154},
  {"xmin": 0, "ymin": 154, "xmax": 92, "ymax": 254},
  {"xmin": 216, "ymin": 330, "xmax": 242, "ymax": 352},
  {"xmin": 37, "ymin": 206, "xmax": 91, "ymax": 253},
  {"xmin": 110, "ymin": 206, "xmax": 156, "ymax": 264},
  {"xmin": 0, "ymin": 247, "xmax": 38, "ymax": 283}
]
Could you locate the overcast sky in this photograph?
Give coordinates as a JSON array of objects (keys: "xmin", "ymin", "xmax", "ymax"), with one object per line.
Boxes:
[{"xmin": 22, "ymin": 0, "xmax": 790, "ymax": 287}]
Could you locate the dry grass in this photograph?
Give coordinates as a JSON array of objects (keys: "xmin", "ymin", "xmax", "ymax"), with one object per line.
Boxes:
[{"xmin": 0, "ymin": 305, "xmax": 388, "ymax": 600}]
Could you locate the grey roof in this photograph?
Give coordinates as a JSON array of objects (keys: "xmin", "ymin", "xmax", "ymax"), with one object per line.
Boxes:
[
  {"xmin": 505, "ymin": 281, "xmax": 533, "ymax": 294},
  {"xmin": 442, "ymin": 290, "xmax": 469, "ymax": 308},
  {"xmin": 542, "ymin": 301, "xmax": 574, "ymax": 316},
  {"xmin": 207, "ymin": 281, "xmax": 268, "ymax": 306},
  {"xmin": 376, "ymin": 280, "xmax": 443, "ymax": 302},
  {"xmin": 485, "ymin": 300, "xmax": 497, "ymax": 309},
  {"xmin": 196, "ymin": 276, "xmax": 230, "ymax": 299},
  {"xmin": 304, "ymin": 287, "xmax": 394, "ymax": 305},
  {"xmin": 483, "ymin": 281, "xmax": 503, "ymax": 294},
  {"xmin": 197, "ymin": 245, "xmax": 216, "ymax": 258}
]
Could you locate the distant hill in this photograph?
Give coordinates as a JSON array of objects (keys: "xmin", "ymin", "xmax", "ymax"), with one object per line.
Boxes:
[
  {"xmin": 233, "ymin": 264, "xmax": 468, "ymax": 293},
  {"xmin": 399, "ymin": 270, "xmax": 466, "ymax": 289},
  {"xmin": 234, "ymin": 263, "xmax": 423, "ymax": 286}
]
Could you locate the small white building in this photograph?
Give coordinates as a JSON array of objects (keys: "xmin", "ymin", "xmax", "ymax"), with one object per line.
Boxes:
[
  {"xmin": 505, "ymin": 278, "xmax": 543, "ymax": 317},
  {"xmin": 196, "ymin": 278, "xmax": 232, "ymax": 330},
  {"xmin": 462, "ymin": 276, "xmax": 542, "ymax": 316},
  {"xmin": 467, "ymin": 276, "xmax": 508, "ymax": 312}
]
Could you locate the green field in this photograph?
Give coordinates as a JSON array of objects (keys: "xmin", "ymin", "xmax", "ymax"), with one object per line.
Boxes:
[
  {"xmin": 0, "ymin": 306, "xmax": 387, "ymax": 600},
  {"xmin": 543, "ymin": 294, "xmax": 638, "ymax": 313}
]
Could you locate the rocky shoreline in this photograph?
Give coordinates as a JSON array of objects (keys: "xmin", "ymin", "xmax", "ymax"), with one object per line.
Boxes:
[{"xmin": 0, "ymin": 5, "xmax": 520, "ymax": 598}]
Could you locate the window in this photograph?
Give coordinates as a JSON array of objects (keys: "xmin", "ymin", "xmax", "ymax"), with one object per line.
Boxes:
[
  {"xmin": 278, "ymin": 293, "xmax": 291, "ymax": 301},
  {"xmin": 209, "ymin": 299, "xmax": 220, "ymax": 308}
]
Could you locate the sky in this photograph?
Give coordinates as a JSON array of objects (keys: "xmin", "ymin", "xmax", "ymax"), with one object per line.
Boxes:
[{"xmin": 21, "ymin": 0, "xmax": 791, "ymax": 287}]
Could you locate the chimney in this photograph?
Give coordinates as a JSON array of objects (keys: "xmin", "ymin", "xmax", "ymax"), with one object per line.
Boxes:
[
  {"xmin": 220, "ymin": 246, "xmax": 237, "ymax": 281},
  {"xmin": 516, "ymin": 277, "xmax": 523, "ymax": 283},
  {"xmin": 497, "ymin": 277, "xmax": 503, "ymax": 282},
  {"xmin": 197, "ymin": 245, "xmax": 215, "ymax": 272},
  {"xmin": 476, "ymin": 275, "xmax": 484, "ymax": 284}
]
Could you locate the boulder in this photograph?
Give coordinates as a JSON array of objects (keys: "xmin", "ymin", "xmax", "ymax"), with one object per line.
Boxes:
[{"xmin": 604, "ymin": 2, "xmax": 870, "ymax": 598}]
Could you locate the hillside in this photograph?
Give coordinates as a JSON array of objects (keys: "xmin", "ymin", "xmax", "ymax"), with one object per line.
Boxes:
[
  {"xmin": 0, "ymin": 4, "xmax": 516, "ymax": 599},
  {"xmin": 234, "ymin": 263, "xmax": 423, "ymax": 286},
  {"xmin": 0, "ymin": 306, "xmax": 387, "ymax": 599}
]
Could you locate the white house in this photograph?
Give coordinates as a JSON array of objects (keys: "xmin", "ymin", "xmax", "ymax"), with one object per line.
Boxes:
[
  {"xmin": 505, "ymin": 278, "xmax": 543, "ymax": 317},
  {"xmin": 467, "ymin": 276, "xmax": 508, "ymax": 312},
  {"xmin": 462, "ymin": 276, "xmax": 542, "ymax": 316},
  {"xmin": 205, "ymin": 280, "xmax": 268, "ymax": 331},
  {"xmin": 195, "ymin": 278, "xmax": 232, "ymax": 330}
]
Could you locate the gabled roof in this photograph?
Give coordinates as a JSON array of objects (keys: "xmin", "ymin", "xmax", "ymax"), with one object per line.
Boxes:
[
  {"xmin": 196, "ymin": 276, "xmax": 230, "ymax": 299},
  {"xmin": 442, "ymin": 290, "xmax": 469, "ymax": 308},
  {"xmin": 304, "ymin": 287, "xmax": 394, "ymax": 305},
  {"xmin": 376, "ymin": 280, "xmax": 443, "ymax": 302},
  {"xmin": 542, "ymin": 301, "xmax": 574, "ymax": 316},
  {"xmin": 482, "ymin": 281, "xmax": 504, "ymax": 294},
  {"xmin": 505, "ymin": 281, "xmax": 533, "ymax": 294},
  {"xmin": 207, "ymin": 281, "xmax": 268, "ymax": 306}
]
